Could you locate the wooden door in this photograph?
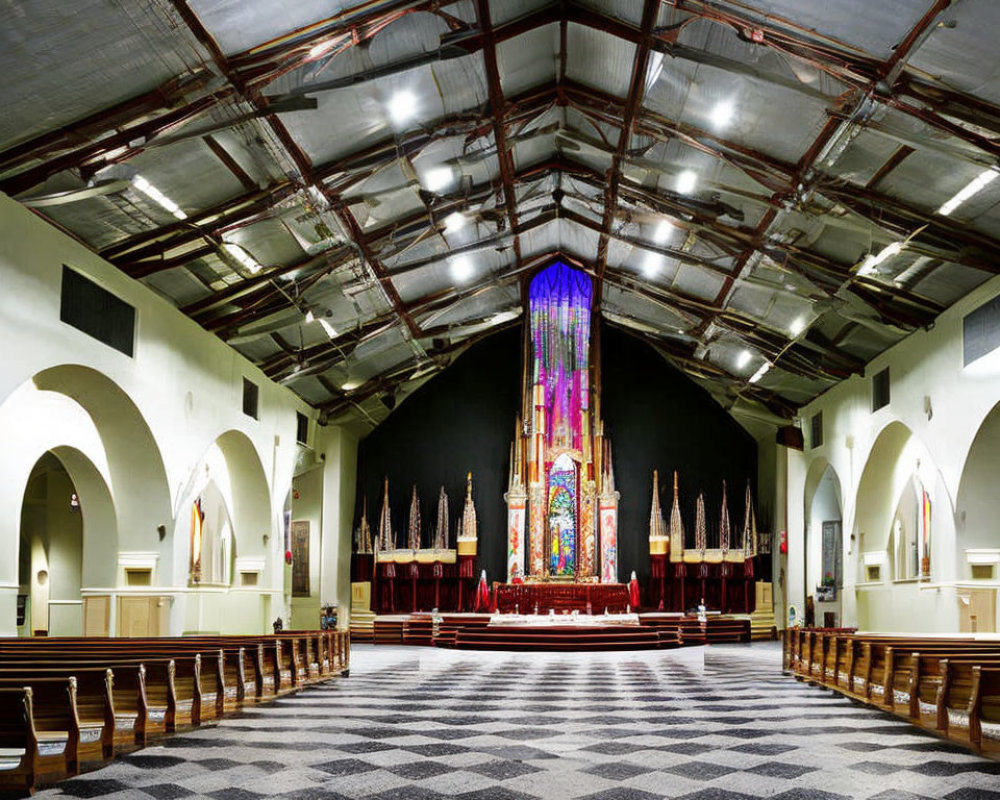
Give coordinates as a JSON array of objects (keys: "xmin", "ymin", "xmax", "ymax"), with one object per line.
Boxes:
[{"xmin": 960, "ymin": 589, "xmax": 997, "ymax": 633}]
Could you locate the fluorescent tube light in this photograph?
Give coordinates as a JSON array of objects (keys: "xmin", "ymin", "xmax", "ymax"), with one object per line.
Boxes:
[
  {"xmin": 133, "ymin": 175, "xmax": 186, "ymax": 220},
  {"xmin": 938, "ymin": 168, "xmax": 998, "ymax": 216}
]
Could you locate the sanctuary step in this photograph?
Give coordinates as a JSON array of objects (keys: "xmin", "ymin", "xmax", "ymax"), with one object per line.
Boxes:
[
  {"xmin": 349, "ymin": 581, "xmax": 376, "ymax": 642},
  {"xmin": 450, "ymin": 624, "xmax": 663, "ymax": 651},
  {"xmin": 363, "ymin": 612, "xmax": 751, "ymax": 651},
  {"xmin": 402, "ymin": 613, "xmax": 434, "ymax": 646},
  {"xmin": 349, "ymin": 609, "xmax": 376, "ymax": 642},
  {"xmin": 749, "ymin": 581, "xmax": 776, "ymax": 640},
  {"xmin": 373, "ymin": 616, "xmax": 407, "ymax": 644}
]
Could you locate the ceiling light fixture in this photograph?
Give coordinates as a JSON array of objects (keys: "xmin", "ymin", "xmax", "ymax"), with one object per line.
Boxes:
[
  {"xmin": 710, "ymin": 99, "xmax": 735, "ymax": 130},
  {"xmin": 653, "ymin": 219, "xmax": 674, "ymax": 245},
  {"xmin": 423, "ymin": 167, "xmax": 455, "ymax": 193},
  {"xmin": 132, "ymin": 175, "xmax": 186, "ymax": 220},
  {"xmin": 736, "ymin": 349, "xmax": 752, "ymax": 369},
  {"xmin": 308, "ymin": 40, "xmax": 335, "ymax": 59},
  {"xmin": 387, "ymin": 90, "xmax": 417, "ymax": 126},
  {"xmin": 450, "ymin": 254, "xmax": 473, "ymax": 282},
  {"xmin": 789, "ymin": 316, "xmax": 806, "ymax": 336},
  {"xmin": 857, "ymin": 240, "xmax": 902, "ymax": 276},
  {"xmin": 223, "ymin": 242, "xmax": 262, "ymax": 273},
  {"xmin": 318, "ymin": 319, "xmax": 337, "ymax": 338},
  {"xmin": 645, "ymin": 52, "xmax": 666, "ymax": 91},
  {"xmin": 342, "ymin": 381, "xmax": 359, "ymax": 392},
  {"xmin": 676, "ymin": 170, "xmax": 697, "ymax": 195},
  {"xmin": 642, "ymin": 251, "xmax": 662, "ymax": 277},
  {"xmin": 304, "ymin": 309, "xmax": 315, "ymax": 323},
  {"xmin": 444, "ymin": 211, "xmax": 467, "ymax": 232},
  {"xmin": 938, "ymin": 168, "xmax": 999, "ymax": 217},
  {"xmin": 749, "ymin": 361, "xmax": 772, "ymax": 384}
]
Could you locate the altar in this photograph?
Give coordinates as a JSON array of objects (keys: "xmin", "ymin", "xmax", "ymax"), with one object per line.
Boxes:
[
  {"xmin": 492, "ymin": 581, "xmax": 630, "ymax": 614},
  {"xmin": 488, "ymin": 611, "xmax": 640, "ymax": 627}
]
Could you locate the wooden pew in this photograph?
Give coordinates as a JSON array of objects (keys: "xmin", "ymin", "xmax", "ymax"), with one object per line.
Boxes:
[
  {"xmin": 0, "ymin": 668, "xmax": 114, "ymax": 769},
  {"xmin": 0, "ymin": 687, "xmax": 74, "ymax": 795},
  {"xmin": 0, "ymin": 678, "xmax": 79, "ymax": 785}
]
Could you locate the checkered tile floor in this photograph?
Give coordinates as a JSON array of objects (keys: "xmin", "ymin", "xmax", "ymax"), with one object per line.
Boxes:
[{"xmin": 34, "ymin": 642, "xmax": 1000, "ymax": 800}]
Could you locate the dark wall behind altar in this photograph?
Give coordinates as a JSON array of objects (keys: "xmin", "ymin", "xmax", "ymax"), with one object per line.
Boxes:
[
  {"xmin": 353, "ymin": 327, "xmax": 522, "ymax": 584},
  {"xmin": 353, "ymin": 323, "xmax": 757, "ymax": 587},
  {"xmin": 600, "ymin": 325, "xmax": 757, "ymax": 586}
]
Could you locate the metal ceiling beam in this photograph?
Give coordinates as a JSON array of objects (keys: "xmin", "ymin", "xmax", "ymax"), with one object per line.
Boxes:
[
  {"xmin": 474, "ymin": 0, "xmax": 523, "ymax": 280},
  {"xmin": 594, "ymin": 0, "xmax": 661, "ymax": 309},
  {"xmin": 169, "ymin": 0, "xmax": 427, "ymax": 350}
]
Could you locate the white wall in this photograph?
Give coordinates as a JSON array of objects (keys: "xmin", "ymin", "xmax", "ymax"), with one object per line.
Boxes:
[
  {"xmin": 0, "ymin": 193, "xmax": 357, "ymax": 635},
  {"xmin": 792, "ymin": 271, "xmax": 1000, "ymax": 633}
]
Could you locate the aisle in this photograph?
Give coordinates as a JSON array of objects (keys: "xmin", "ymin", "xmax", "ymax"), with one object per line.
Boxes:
[{"xmin": 36, "ymin": 642, "xmax": 1000, "ymax": 799}]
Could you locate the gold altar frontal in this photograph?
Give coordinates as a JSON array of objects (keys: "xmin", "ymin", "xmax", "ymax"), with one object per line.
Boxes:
[{"xmin": 492, "ymin": 581, "xmax": 630, "ymax": 614}]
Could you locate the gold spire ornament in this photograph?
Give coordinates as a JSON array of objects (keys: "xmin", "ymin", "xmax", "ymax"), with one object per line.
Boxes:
[
  {"xmin": 695, "ymin": 491, "xmax": 707, "ymax": 556},
  {"xmin": 742, "ymin": 480, "xmax": 757, "ymax": 557},
  {"xmin": 719, "ymin": 480, "xmax": 731, "ymax": 556},
  {"xmin": 407, "ymin": 484, "xmax": 421, "ymax": 550},
  {"xmin": 462, "ymin": 471, "xmax": 477, "ymax": 541},
  {"xmin": 358, "ymin": 497, "xmax": 372, "ymax": 554},
  {"xmin": 669, "ymin": 471, "xmax": 684, "ymax": 560},
  {"xmin": 434, "ymin": 486, "xmax": 450, "ymax": 549},
  {"xmin": 377, "ymin": 476, "xmax": 394, "ymax": 551}
]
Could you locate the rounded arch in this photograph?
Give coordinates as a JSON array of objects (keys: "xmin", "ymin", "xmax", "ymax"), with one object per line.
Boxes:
[
  {"xmin": 956, "ymin": 399, "xmax": 1000, "ymax": 565},
  {"xmin": 32, "ymin": 365, "xmax": 172, "ymax": 554},
  {"xmin": 853, "ymin": 419, "xmax": 957, "ymax": 631},
  {"xmin": 18, "ymin": 446, "xmax": 117, "ymax": 635},
  {"xmin": 173, "ymin": 429, "xmax": 273, "ymax": 587},
  {"xmin": 854, "ymin": 420, "xmax": 914, "ymax": 555}
]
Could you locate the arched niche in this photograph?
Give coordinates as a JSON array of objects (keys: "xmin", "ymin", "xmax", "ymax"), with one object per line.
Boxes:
[
  {"xmin": 18, "ymin": 447, "xmax": 117, "ymax": 636},
  {"xmin": 804, "ymin": 459, "xmax": 844, "ymax": 625},
  {"xmin": 853, "ymin": 420, "xmax": 955, "ymax": 631},
  {"xmin": 957, "ymin": 400, "xmax": 1000, "ymax": 585},
  {"xmin": 174, "ymin": 430, "xmax": 273, "ymax": 589}
]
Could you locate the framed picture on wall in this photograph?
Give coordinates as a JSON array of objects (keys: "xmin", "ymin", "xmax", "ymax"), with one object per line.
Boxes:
[
  {"xmin": 822, "ymin": 520, "xmax": 842, "ymax": 588},
  {"xmin": 291, "ymin": 520, "xmax": 310, "ymax": 597}
]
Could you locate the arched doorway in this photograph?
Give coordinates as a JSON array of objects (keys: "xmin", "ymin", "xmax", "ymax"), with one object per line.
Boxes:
[
  {"xmin": 804, "ymin": 460, "xmax": 843, "ymax": 627},
  {"xmin": 853, "ymin": 421, "xmax": 954, "ymax": 632},
  {"xmin": 17, "ymin": 449, "xmax": 117, "ymax": 636},
  {"xmin": 0, "ymin": 366, "xmax": 170, "ymax": 635},
  {"xmin": 955, "ymin": 401, "xmax": 1000, "ymax": 633},
  {"xmin": 173, "ymin": 430, "xmax": 274, "ymax": 634}
]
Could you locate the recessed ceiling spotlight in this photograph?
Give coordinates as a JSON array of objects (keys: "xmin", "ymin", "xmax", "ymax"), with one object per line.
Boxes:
[
  {"xmin": 423, "ymin": 166, "xmax": 455, "ymax": 193},
  {"xmin": 653, "ymin": 219, "xmax": 674, "ymax": 245},
  {"xmin": 342, "ymin": 381, "xmax": 359, "ymax": 392},
  {"xmin": 304, "ymin": 309, "xmax": 315, "ymax": 323},
  {"xmin": 444, "ymin": 211, "xmax": 467, "ymax": 232},
  {"xmin": 676, "ymin": 170, "xmax": 697, "ymax": 195},
  {"xmin": 789, "ymin": 316, "xmax": 806, "ymax": 336},
  {"xmin": 387, "ymin": 90, "xmax": 417, "ymax": 126},
  {"xmin": 736, "ymin": 349, "xmax": 752, "ymax": 369},
  {"xmin": 710, "ymin": 99, "xmax": 735, "ymax": 130},
  {"xmin": 642, "ymin": 251, "xmax": 661, "ymax": 277},
  {"xmin": 450, "ymin": 255, "xmax": 474, "ymax": 282}
]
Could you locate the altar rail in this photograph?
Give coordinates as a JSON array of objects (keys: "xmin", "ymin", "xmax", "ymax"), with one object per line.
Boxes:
[
  {"xmin": 783, "ymin": 627, "xmax": 1000, "ymax": 760},
  {"xmin": 492, "ymin": 582, "xmax": 630, "ymax": 614}
]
